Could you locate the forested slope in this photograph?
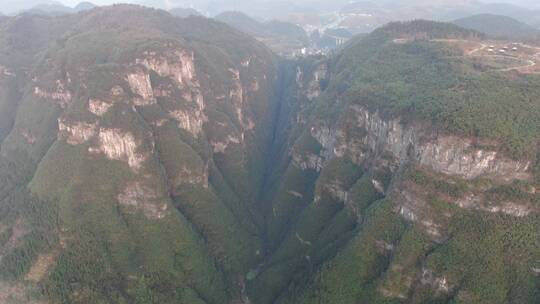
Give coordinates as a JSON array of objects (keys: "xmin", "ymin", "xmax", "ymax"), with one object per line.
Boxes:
[{"xmin": 0, "ymin": 9, "xmax": 538, "ymax": 304}]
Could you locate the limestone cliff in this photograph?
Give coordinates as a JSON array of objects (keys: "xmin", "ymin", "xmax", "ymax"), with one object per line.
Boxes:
[
  {"xmin": 307, "ymin": 105, "xmax": 537, "ymax": 222},
  {"xmin": 0, "ymin": 9, "xmax": 538, "ymax": 304}
]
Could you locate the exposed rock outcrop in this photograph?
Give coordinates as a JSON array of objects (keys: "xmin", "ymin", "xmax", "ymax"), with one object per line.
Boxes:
[
  {"xmin": 0, "ymin": 65, "xmax": 15, "ymax": 77},
  {"xmin": 90, "ymin": 128, "xmax": 147, "ymax": 171},
  {"xmin": 88, "ymin": 98, "xmax": 113, "ymax": 116},
  {"xmin": 292, "ymin": 151, "xmax": 325, "ymax": 171},
  {"xmin": 322, "ymin": 182, "xmax": 349, "ymax": 203},
  {"xmin": 20, "ymin": 129, "xmax": 37, "ymax": 145},
  {"xmin": 456, "ymin": 194, "xmax": 536, "ymax": 217},
  {"xmin": 169, "ymin": 109, "xmax": 206, "ymax": 137},
  {"xmin": 33, "ymin": 80, "xmax": 72, "ymax": 108},
  {"xmin": 230, "ymin": 69, "xmax": 246, "ymax": 122},
  {"xmin": 134, "ymin": 48, "xmax": 211, "ymax": 138},
  {"xmin": 305, "ymin": 105, "xmax": 537, "ymax": 233},
  {"xmin": 127, "ymin": 70, "xmax": 156, "ymax": 105},
  {"xmin": 394, "ymin": 184, "xmax": 446, "ymax": 240},
  {"xmin": 421, "ymin": 268, "xmax": 450, "ymax": 294},
  {"xmin": 25, "ymin": 253, "xmax": 58, "ymax": 283},
  {"xmin": 174, "ymin": 164, "xmax": 209, "ymax": 189},
  {"xmin": 310, "ymin": 106, "xmax": 532, "ymax": 182},
  {"xmin": 118, "ymin": 182, "xmax": 169, "ymax": 220},
  {"xmin": 296, "ymin": 63, "xmax": 328, "ymax": 101},
  {"xmin": 136, "ymin": 49, "xmax": 196, "ymax": 86},
  {"xmin": 58, "ymin": 118, "xmax": 98, "ymax": 145},
  {"xmin": 211, "ymin": 135, "xmax": 242, "ymax": 153}
]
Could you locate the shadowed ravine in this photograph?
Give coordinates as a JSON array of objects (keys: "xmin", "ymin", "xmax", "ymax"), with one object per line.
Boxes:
[{"xmin": 0, "ymin": 6, "xmax": 538, "ymax": 304}]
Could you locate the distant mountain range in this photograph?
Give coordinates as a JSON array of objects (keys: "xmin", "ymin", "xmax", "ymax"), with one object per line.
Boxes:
[
  {"xmin": 215, "ymin": 11, "xmax": 310, "ymax": 55},
  {"xmin": 441, "ymin": 2, "xmax": 540, "ymax": 25},
  {"xmin": 169, "ymin": 7, "xmax": 202, "ymax": 18},
  {"xmin": 0, "ymin": 6, "xmax": 538, "ymax": 303},
  {"xmin": 1, "ymin": 1, "xmax": 97, "ymax": 16},
  {"xmin": 136, "ymin": 0, "xmax": 352, "ymax": 17},
  {"xmin": 279, "ymin": 0, "xmax": 540, "ymax": 35},
  {"xmin": 3, "ymin": 1, "xmax": 540, "ymax": 30},
  {"xmin": 453, "ymin": 14, "xmax": 540, "ymax": 39}
]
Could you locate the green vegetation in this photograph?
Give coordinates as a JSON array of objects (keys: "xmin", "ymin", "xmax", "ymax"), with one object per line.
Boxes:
[
  {"xmin": 325, "ymin": 20, "xmax": 540, "ymax": 158},
  {"xmin": 0, "ymin": 9, "xmax": 538, "ymax": 304},
  {"xmin": 281, "ymin": 199, "xmax": 408, "ymax": 304},
  {"xmin": 279, "ymin": 196, "xmax": 540, "ymax": 304},
  {"xmin": 215, "ymin": 11, "xmax": 309, "ymax": 55},
  {"xmin": 0, "ymin": 190, "xmax": 58, "ymax": 282},
  {"xmin": 407, "ymin": 168, "xmax": 469, "ymax": 198},
  {"xmin": 28, "ymin": 137, "xmax": 228, "ymax": 303},
  {"xmin": 0, "ymin": 5, "xmax": 277, "ymax": 303},
  {"xmin": 256, "ymin": 20, "xmax": 540, "ymax": 304},
  {"xmin": 424, "ymin": 208, "xmax": 540, "ymax": 303},
  {"xmin": 250, "ymin": 160, "xmax": 380, "ymax": 304}
]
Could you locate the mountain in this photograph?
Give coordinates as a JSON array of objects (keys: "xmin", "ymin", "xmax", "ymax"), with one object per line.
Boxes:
[
  {"xmin": 216, "ymin": 11, "xmax": 309, "ymax": 55},
  {"xmin": 0, "ymin": 5, "xmax": 539, "ymax": 304},
  {"xmin": 441, "ymin": 2, "xmax": 540, "ymax": 25},
  {"xmin": 74, "ymin": 2, "xmax": 97, "ymax": 12},
  {"xmin": 16, "ymin": 2, "xmax": 97, "ymax": 16},
  {"xmin": 169, "ymin": 7, "xmax": 202, "ymax": 18},
  {"xmin": 137, "ymin": 0, "xmax": 351, "ymax": 18},
  {"xmin": 0, "ymin": 5, "xmax": 277, "ymax": 303},
  {"xmin": 216, "ymin": 11, "xmax": 268, "ymax": 36},
  {"xmin": 0, "ymin": 0, "xmax": 63, "ymax": 15},
  {"xmin": 282, "ymin": 0, "xmax": 540, "ymax": 35},
  {"xmin": 454, "ymin": 14, "xmax": 540, "ymax": 39},
  {"xmin": 247, "ymin": 20, "xmax": 540, "ymax": 303},
  {"xmin": 20, "ymin": 3, "xmax": 74, "ymax": 16}
]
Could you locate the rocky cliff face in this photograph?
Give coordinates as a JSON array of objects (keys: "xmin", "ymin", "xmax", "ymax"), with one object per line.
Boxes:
[
  {"xmin": 251, "ymin": 78, "xmax": 539, "ymax": 303},
  {"xmin": 0, "ymin": 6, "xmax": 278, "ymax": 304},
  {"xmin": 310, "ymin": 105, "xmax": 532, "ymax": 182},
  {"xmin": 253, "ymin": 22, "xmax": 540, "ymax": 304},
  {"xmin": 0, "ymin": 9, "xmax": 537, "ymax": 304},
  {"xmin": 306, "ymin": 104, "xmax": 537, "ymax": 227}
]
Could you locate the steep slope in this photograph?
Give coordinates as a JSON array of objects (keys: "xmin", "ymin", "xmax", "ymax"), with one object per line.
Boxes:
[
  {"xmin": 0, "ymin": 5, "xmax": 279, "ymax": 303},
  {"xmin": 18, "ymin": 2, "xmax": 97, "ymax": 16},
  {"xmin": 20, "ymin": 4, "xmax": 74, "ymax": 16},
  {"xmin": 169, "ymin": 7, "xmax": 202, "ymax": 18},
  {"xmin": 74, "ymin": 2, "xmax": 97, "ymax": 12},
  {"xmin": 0, "ymin": 8, "xmax": 538, "ymax": 304},
  {"xmin": 246, "ymin": 20, "xmax": 540, "ymax": 304},
  {"xmin": 215, "ymin": 11, "xmax": 309, "ymax": 55}
]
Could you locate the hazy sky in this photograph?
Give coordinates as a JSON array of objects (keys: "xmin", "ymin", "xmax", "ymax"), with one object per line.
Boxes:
[
  {"xmin": 2, "ymin": 0, "xmax": 538, "ymax": 16},
  {"xmin": 60, "ymin": 0, "xmax": 134, "ymax": 5},
  {"xmin": 46, "ymin": 0, "xmax": 540, "ymax": 7}
]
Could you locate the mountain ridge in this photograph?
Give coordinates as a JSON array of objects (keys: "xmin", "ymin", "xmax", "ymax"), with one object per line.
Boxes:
[
  {"xmin": 0, "ymin": 6, "xmax": 538, "ymax": 304},
  {"xmin": 453, "ymin": 13, "xmax": 540, "ymax": 39}
]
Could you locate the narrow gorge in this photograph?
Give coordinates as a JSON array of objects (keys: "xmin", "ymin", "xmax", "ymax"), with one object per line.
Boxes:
[{"xmin": 0, "ymin": 5, "xmax": 538, "ymax": 304}]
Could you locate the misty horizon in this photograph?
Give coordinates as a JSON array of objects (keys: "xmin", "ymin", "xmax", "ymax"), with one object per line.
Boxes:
[
  {"xmin": 2, "ymin": 0, "xmax": 540, "ymax": 16},
  {"xmin": 0, "ymin": 0, "xmax": 539, "ymax": 302}
]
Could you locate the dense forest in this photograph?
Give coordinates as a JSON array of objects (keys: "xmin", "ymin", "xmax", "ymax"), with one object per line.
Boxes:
[{"xmin": 0, "ymin": 7, "xmax": 538, "ymax": 304}]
